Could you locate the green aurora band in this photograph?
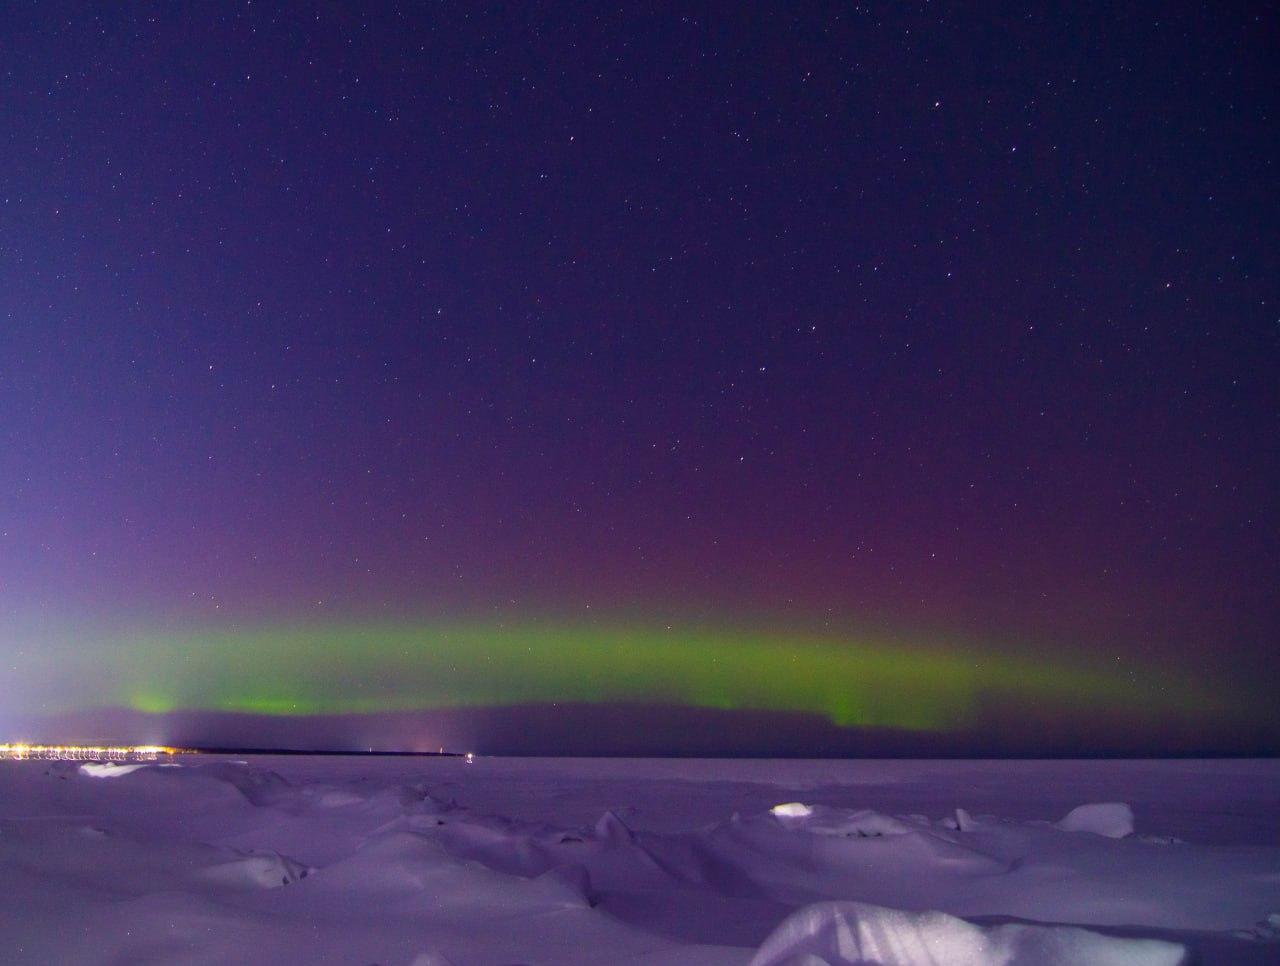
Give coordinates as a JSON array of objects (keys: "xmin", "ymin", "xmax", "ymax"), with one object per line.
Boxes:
[{"xmin": 70, "ymin": 621, "xmax": 1242, "ymax": 733}]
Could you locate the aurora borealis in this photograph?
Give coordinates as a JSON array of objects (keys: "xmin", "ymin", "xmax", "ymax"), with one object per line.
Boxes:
[
  {"xmin": 5, "ymin": 617, "xmax": 1270, "ymax": 754},
  {"xmin": 1, "ymin": 4, "xmax": 1276, "ymax": 754},
  {"xmin": 18, "ymin": 621, "xmax": 1232, "ymax": 729}
]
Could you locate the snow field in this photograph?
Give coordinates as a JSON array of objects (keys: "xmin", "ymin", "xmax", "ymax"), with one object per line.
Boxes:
[{"xmin": 0, "ymin": 756, "xmax": 1276, "ymax": 964}]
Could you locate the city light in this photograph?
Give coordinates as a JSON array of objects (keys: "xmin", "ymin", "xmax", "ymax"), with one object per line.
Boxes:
[{"xmin": 0, "ymin": 743, "xmax": 182, "ymax": 761}]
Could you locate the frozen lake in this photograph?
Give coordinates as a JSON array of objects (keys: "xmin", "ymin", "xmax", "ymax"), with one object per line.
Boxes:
[{"xmin": 1, "ymin": 756, "xmax": 1277, "ymax": 964}]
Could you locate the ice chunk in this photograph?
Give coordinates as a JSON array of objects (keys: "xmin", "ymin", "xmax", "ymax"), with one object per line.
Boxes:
[
  {"xmin": 1055, "ymin": 802, "xmax": 1134, "ymax": 838},
  {"xmin": 1239, "ymin": 911, "xmax": 1280, "ymax": 941},
  {"xmin": 750, "ymin": 900, "xmax": 1188, "ymax": 966}
]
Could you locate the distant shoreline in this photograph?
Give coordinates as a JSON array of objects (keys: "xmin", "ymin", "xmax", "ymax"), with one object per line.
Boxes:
[{"xmin": 173, "ymin": 750, "xmax": 1273, "ymax": 761}]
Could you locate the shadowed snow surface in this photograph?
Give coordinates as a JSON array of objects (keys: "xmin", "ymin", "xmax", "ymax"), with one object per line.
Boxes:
[{"xmin": 0, "ymin": 756, "xmax": 1277, "ymax": 964}]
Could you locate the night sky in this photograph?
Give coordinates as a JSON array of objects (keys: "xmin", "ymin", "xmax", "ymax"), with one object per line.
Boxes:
[{"xmin": 2, "ymin": 3, "xmax": 1276, "ymax": 754}]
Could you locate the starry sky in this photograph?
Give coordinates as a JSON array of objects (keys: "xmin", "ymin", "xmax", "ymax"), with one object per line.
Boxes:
[{"xmin": 1, "ymin": 3, "xmax": 1276, "ymax": 754}]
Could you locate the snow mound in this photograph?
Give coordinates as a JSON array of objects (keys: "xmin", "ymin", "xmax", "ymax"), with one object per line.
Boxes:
[
  {"xmin": 769, "ymin": 803, "xmax": 914, "ymax": 837},
  {"xmin": 94, "ymin": 759, "xmax": 301, "ymax": 808},
  {"xmin": 409, "ymin": 953, "xmax": 457, "ymax": 966},
  {"xmin": 595, "ymin": 809, "xmax": 636, "ymax": 844},
  {"xmin": 696, "ymin": 807, "xmax": 1010, "ymax": 908},
  {"xmin": 535, "ymin": 861, "xmax": 595, "ymax": 905},
  {"xmin": 197, "ymin": 850, "xmax": 311, "ymax": 889},
  {"xmin": 1055, "ymin": 802, "xmax": 1134, "ymax": 838},
  {"xmin": 313, "ymin": 788, "xmax": 366, "ymax": 807},
  {"xmin": 313, "ymin": 829, "xmax": 593, "ymax": 912},
  {"xmin": 396, "ymin": 782, "xmax": 454, "ymax": 812},
  {"xmin": 192, "ymin": 762, "xmax": 298, "ymax": 807},
  {"xmin": 750, "ymin": 900, "xmax": 1188, "ymax": 966}
]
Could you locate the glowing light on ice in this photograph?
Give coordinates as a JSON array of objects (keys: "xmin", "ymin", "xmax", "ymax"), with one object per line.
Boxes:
[{"xmin": 79, "ymin": 762, "xmax": 151, "ymax": 777}]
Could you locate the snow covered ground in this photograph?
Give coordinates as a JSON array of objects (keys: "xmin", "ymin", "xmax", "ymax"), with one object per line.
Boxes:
[{"xmin": 1, "ymin": 755, "xmax": 1277, "ymax": 964}]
